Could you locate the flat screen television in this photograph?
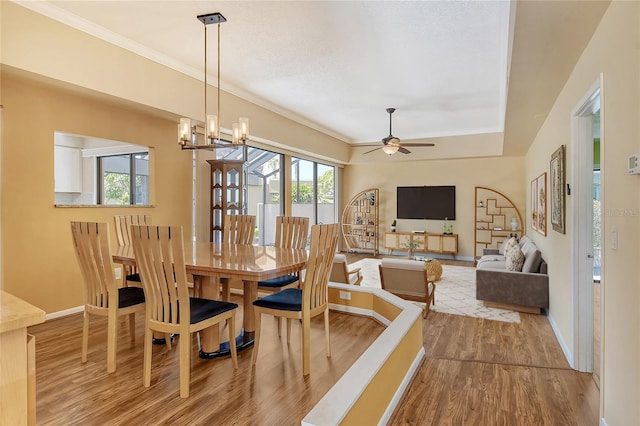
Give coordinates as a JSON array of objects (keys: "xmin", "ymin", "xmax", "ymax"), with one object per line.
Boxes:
[{"xmin": 397, "ymin": 186, "xmax": 456, "ymax": 220}]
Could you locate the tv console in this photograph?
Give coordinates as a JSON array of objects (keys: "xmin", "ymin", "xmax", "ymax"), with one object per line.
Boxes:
[{"xmin": 384, "ymin": 231, "xmax": 458, "ymax": 258}]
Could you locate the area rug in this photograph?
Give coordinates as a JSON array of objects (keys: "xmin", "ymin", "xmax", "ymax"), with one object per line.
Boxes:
[{"xmin": 350, "ymin": 258, "xmax": 520, "ymax": 323}]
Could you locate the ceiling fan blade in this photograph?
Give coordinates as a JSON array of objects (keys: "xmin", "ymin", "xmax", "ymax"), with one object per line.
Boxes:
[
  {"xmin": 402, "ymin": 143, "xmax": 436, "ymax": 147},
  {"xmin": 362, "ymin": 146, "xmax": 383, "ymax": 155},
  {"xmin": 398, "ymin": 146, "xmax": 411, "ymax": 154}
]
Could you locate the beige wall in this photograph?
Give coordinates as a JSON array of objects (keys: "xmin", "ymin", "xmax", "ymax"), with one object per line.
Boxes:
[
  {"xmin": 1, "ymin": 72, "xmax": 192, "ymax": 313},
  {"xmin": 524, "ymin": 1, "xmax": 639, "ymax": 423},
  {"xmin": 343, "ymin": 157, "xmax": 526, "ymax": 259}
]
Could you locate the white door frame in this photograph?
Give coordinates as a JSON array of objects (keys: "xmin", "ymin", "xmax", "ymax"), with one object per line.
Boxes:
[{"xmin": 570, "ymin": 75, "xmax": 603, "ymax": 376}]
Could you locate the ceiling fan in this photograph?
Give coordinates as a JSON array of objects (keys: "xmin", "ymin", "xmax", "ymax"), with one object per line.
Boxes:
[{"xmin": 362, "ymin": 108, "xmax": 435, "ymax": 155}]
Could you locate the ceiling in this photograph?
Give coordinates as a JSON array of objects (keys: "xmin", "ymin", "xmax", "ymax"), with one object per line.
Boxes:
[{"xmin": 15, "ymin": 0, "xmax": 610, "ymax": 161}]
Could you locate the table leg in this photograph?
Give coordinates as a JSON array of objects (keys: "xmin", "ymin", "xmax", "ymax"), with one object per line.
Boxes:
[
  {"xmin": 198, "ymin": 275, "xmax": 221, "ymax": 358},
  {"xmin": 242, "ymin": 280, "xmax": 258, "ymax": 345}
]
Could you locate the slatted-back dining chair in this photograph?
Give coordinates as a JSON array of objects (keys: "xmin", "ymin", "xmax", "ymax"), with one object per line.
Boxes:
[
  {"xmin": 257, "ymin": 216, "xmax": 309, "ymax": 294},
  {"xmin": 130, "ymin": 225, "xmax": 239, "ymax": 398},
  {"xmin": 223, "ymin": 214, "xmax": 256, "ymax": 245},
  {"xmin": 252, "ymin": 223, "xmax": 339, "ymax": 376},
  {"xmin": 219, "ymin": 214, "xmax": 256, "ymax": 299},
  {"xmin": 70, "ymin": 221, "xmax": 145, "ymax": 373},
  {"xmin": 113, "ymin": 214, "xmax": 152, "ymax": 286}
]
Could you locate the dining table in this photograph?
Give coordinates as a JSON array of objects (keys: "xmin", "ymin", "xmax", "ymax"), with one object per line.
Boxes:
[{"xmin": 113, "ymin": 242, "xmax": 308, "ymax": 358}]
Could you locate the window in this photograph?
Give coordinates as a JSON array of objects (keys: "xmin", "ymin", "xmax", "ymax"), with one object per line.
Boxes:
[
  {"xmin": 292, "ymin": 157, "xmax": 336, "ymax": 227},
  {"xmin": 98, "ymin": 152, "xmax": 149, "ymax": 205}
]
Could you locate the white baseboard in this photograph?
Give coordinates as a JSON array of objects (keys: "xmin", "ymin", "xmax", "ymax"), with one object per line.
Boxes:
[
  {"xmin": 600, "ymin": 417, "xmax": 608, "ymax": 426},
  {"xmin": 46, "ymin": 305, "xmax": 83, "ymax": 320},
  {"xmin": 547, "ymin": 311, "xmax": 573, "ymax": 367}
]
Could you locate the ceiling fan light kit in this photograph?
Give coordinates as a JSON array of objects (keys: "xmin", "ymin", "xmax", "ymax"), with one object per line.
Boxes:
[{"xmin": 361, "ymin": 108, "xmax": 435, "ymax": 156}]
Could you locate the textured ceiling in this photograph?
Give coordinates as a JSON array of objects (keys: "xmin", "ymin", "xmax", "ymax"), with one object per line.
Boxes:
[
  {"xmin": 16, "ymin": 1, "xmax": 511, "ymax": 144},
  {"xmin": 14, "ymin": 0, "xmax": 610, "ymax": 161}
]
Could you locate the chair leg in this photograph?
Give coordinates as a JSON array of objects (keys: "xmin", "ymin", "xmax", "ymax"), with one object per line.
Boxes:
[
  {"xmin": 323, "ymin": 309, "xmax": 331, "ymax": 358},
  {"xmin": 302, "ymin": 315, "xmax": 311, "ymax": 376},
  {"xmin": 276, "ymin": 317, "xmax": 282, "ymax": 338},
  {"xmin": 228, "ymin": 316, "xmax": 238, "ymax": 369},
  {"xmin": 142, "ymin": 326, "xmax": 152, "ymax": 388},
  {"xmin": 251, "ymin": 308, "xmax": 262, "ymax": 366},
  {"xmin": 286, "ymin": 318, "xmax": 293, "ymax": 344},
  {"xmin": 107, "ymin": 312, "xmax": 117, "ymax": 373},
  {"xmin": 179, "ymin": 332, "xmax": 191, "ymax": 398},
  {"xmin": 81, "ymin": 310, "xmax": 89, "ymax": 364},
  {"xmin": 128, "ymin": 313, "xmax": 136, "ymax": 343}
]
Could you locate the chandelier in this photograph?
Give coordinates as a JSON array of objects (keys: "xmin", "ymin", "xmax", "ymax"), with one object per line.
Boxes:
[{"xmin": 178, "ymin": 12, "xmax": 249, "ymax": 150}]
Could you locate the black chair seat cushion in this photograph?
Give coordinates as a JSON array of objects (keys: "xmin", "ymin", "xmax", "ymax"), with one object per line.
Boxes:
[
  {"xmin": 118, "ymin": 286, "xmax": 145, "ymax": 308},
  {"xmin": 257, "ymin": 274, "xmax": 299, "ymax": 288},
  {"xmin": 253, "ymin": 288, "xmax": 302, "ymax": 312},
  {"xmin": 189, "ymin": 298, "xmax": 238, "ymax": 324},
  {"xmin": 126, "ymin": 273, "xmax": 141, "ymax": 282}
]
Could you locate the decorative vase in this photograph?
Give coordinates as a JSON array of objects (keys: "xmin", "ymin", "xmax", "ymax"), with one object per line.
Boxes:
[{"xmin": 510, "ymin": 217, "xmax": 518, "ymax": 230}]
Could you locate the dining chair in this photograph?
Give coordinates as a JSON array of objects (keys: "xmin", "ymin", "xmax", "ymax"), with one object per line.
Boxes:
[
  {"xmin": 252, "ymin": 223, "xmax": 339, "ymax": 376},
  {"xmin": 378, "ymin": 258, "xmax": 436, "ymax": 318},
  {"xmin": 329, "ymin": 253, "xmax": 363, "ymax": 285},
  {"xmin": 219, "ymin": 214, "xmax": 256, "ymax": 299},
  {"xmin": 257, "ymin": 216, "xmax": 309, "ymax": 293},
  {"xmin": 130, "ymin": 224, "xmax": 238, "ymax": 398},
  {"xmin": 223, "ymin": 214, "xmax": 256, "ymax": 245},
  {"xmin": 70, "ymin": 221, "xmax": 146, "ymax": 373},
  {"xmin": 113, "ymin": 214, "xmax": 152, "ymax": 286}
]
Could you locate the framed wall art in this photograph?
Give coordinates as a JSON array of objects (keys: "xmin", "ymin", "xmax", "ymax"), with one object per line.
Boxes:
[
  {"xmin": 535, "ymin": 172, "xmax": 547, "ymax": 236},
  {"xmin": 550, "ymin": 145, "xmax": 566, "ymax": 234}
]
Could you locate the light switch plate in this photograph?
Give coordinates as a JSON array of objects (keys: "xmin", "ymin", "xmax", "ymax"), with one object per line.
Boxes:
[{"xmin": 628, "ymin": 154, "xmax": 639, "ymax": 175}]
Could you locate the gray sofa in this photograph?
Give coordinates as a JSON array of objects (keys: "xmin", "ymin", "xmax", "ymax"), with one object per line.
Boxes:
[{"xmin": 475, "ymin": 235, "xmax": 549, "ymax": 314}]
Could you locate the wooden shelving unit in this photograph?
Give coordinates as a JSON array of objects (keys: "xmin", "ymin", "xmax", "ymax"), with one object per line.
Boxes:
[
  {"xmin": 474, "ymin": 186, "xmax": 524, "ymax": 260},
  {"xmin": 341, "ymin": 188, "xmax": 379, "ymax": 255},
  {"xmin": 207, "ymin": 160, "xmax": 246, "ymax": 243}
]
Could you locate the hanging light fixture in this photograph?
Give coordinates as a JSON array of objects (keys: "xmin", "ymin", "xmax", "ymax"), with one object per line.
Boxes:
[
  {"xmin": 178, "ymin": 12, "xmax": 249, "ymax": 151},
  {"xmin": 382, "ymin": 144, "xmax": 399, "ymax": 155}
]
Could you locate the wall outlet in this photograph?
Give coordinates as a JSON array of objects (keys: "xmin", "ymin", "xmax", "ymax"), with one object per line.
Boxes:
[
  {"xmin": 339, "ymin": 291, "xmax": 351, "ymax": 301},
  {"xmin": 114, "ymin": 267, "xmax": 122, "ymax": 280}
]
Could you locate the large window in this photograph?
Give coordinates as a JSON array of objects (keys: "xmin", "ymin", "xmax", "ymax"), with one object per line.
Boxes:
[
  {"xmin": 292, "ymin": 157, "xmax": 336, "ymax": 227},
  {"xmin": 98, "ymin": 152, "xmax": 149, "ymax": 205}
]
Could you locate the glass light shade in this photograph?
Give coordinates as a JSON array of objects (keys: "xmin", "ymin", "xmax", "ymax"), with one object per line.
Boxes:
[
  {"xmin": 206, "ymin": 115, "xmax": 218, "ymax": 143},
  {"xmin": 232, "ymin": 123, "xmax": 241, "ymax": 145},
  {"xmin": 382, "ymin": 145, "xmax": 399, "ymax": 155},
  {"xmin": 178, "ymin": 118, "xmax": 192, "ymax": 145},
  {"xmin": 239, "ymin": 117, "xmax": 249, "ymax": 140}
]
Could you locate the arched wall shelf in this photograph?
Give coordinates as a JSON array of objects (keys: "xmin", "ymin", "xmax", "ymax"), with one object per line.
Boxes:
[
  {"xmin": 474, "ymin": 186, "xmax": 524, "ymax": 260},
  {"xmin": 341, "ymin": 188, "xmax": 379, "ymax": 255}
]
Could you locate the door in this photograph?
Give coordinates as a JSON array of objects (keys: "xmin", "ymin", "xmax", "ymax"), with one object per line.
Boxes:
[{"xmin": 571, "ymin": 76, "xmax": 603, "ymax": 387}]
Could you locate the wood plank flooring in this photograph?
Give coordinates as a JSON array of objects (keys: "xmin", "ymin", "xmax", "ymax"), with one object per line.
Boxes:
[{"xmin": 29, "ymin": 255, "xmax": 599, "ymax": 425}]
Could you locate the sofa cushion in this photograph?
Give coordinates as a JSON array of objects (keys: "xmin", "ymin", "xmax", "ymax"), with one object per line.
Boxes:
[
  {"xmin": 505, "ymin": 244, "xmax": 525, "ymax": 271},
  {"xmin": 518, "ymin": 235, "xmax": 531, "ymax": 248},
  {"xmin": 522, "ymin": 249, "xmax": 542, "ymax": 273},
  {"xmin": 476, "ymin": 256, "xmax": 506, "ymax": 270}
]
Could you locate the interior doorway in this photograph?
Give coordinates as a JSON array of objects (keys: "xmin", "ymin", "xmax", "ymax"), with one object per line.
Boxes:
[{"xmin": 570, "ymin": 75, "xmax": 603, "ymax": 394}]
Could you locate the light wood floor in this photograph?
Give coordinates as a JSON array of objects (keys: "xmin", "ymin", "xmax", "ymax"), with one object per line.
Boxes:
[{"xmin": 29, "ymin": 256, "xmax": 599, "ymax": 425}]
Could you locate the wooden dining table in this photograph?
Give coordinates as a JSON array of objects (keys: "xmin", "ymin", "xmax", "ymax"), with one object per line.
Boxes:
[{"xmin": 113, "ymin": 242, "xmax": 308, "ymax": 358}]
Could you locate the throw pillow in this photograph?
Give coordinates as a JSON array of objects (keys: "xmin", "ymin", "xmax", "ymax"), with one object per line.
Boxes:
[
  {"xmin": 503, "ymin": 237, "xmax": 518, "ymax": 256},
  {"xmin": 505, "ymin": 244, "xmax": 525, "ymax": 271}
]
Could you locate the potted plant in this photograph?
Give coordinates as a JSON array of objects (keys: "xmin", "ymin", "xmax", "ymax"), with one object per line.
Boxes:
[
  {"xmin": 403, "ymin": 240, "xmax": 422, "ymax": 258},
  {"xmin": 390, "ymin": 220, "xmax": 397, "ymax": 232}
]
